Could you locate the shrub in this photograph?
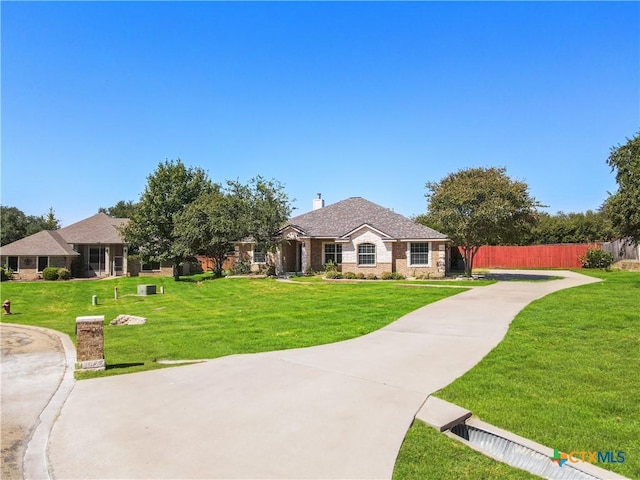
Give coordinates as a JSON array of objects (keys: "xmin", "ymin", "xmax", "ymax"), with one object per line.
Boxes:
[
  {"xmin": 231, "ymin": 258, "xmax": 252, "ymax": 275},
  {"xmin": 344, "ymin": 272, "xmax": 357, "ymax": 279},
  {"xmin": 42, "ymin": 267, "xmax": 59, "ymax": 281},
  {"xmin": 580, "ymin": 248, "xmax": 614, "ymax": 269},
  {"xmin": 381, "ymin": 271, "xmax": 394, "ymax": 280},
  {"xmin": 325, "ymin": 270, "xmax": 343, "ymax": 279},
  {"xmin": 366, "ymin": 273, "xmax": 377, "ymax": 280},
  {"xmin": 355, "ymin": 272, "xmax": 365, "ymax": 280},
  {"xmin": 391, "ymin": 272, "xmax": 406, "ymax": 280},
  {"xmin": 323, "ymin": 260, "xmax": 338, "ymax": 272},
  {"xmin": 57, "ymin": 268, "xmax": 71, "ymax": 280},
  {"xmin": 0, "ymin": 266, "xmax": 13, "ymax": 282}
]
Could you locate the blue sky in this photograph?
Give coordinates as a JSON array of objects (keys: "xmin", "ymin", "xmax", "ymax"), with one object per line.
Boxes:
[{"xmin": 2, "ymin": 1, "xmax": 639, "ymax": 226}]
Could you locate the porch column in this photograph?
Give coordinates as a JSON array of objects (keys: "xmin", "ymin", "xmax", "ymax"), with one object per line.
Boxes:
[
  {"xmin": 300, "ymin": 241, "xmax": 307, "ymax": 274},
  {"xmin": 123, "ymin": 247, "xmax": 128, "ymax": 276},
  {"xmin": 105, "ymin": 246, "xmax": 111, "ymax": 276},
  {"xmin": 275, "ymin": 244, "xmax": 283, "ymax": 275}
]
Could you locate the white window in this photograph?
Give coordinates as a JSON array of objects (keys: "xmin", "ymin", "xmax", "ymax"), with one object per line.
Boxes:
[
  {"xmin": 358, "ymin": 243, "xmax": 376, "ymax": 266},
  {"xmin": 324, "ymin": 243, "xmax": 342, "ymax": 264},
  {"xmin": 410, "ymin": 243, "xmax": 430, "ymax": 266},
  {"xmin": 253, "ymin": 250, "xmax": 266, "ymax": 263}
]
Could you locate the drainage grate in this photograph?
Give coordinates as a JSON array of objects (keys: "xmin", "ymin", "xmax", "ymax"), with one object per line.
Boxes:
[{"xmin": 450, "ymin": 423, "xmax": 599, "ymax": 480}]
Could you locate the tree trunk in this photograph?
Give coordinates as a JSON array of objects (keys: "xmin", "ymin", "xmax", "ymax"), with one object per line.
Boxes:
[
  {"xmin": 172, "ymin": 263, "xmax": 181, "ymax": 281},
  {"xmin": 462, "ymin": 246, "xmax": 480, "ymax": 277}
]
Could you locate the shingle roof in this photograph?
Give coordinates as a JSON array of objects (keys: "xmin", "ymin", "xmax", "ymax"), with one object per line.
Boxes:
[
  {"xmin": 285, "ymin": 197, "xmax": 448, "ymax": 240},
  {"xmin": 57, "ymin": 213, "xmax": 128, "ymax": 244},
  {"xmin": 0, "ymin": 230, "xmax": 80, "ymax": 256}
]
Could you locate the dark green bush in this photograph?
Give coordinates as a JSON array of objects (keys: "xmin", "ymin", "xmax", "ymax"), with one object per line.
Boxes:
[
  {"xmin": 42, "ymin": 267, "xmax": 59, "ymax": 281},
  {"xmin": 57, "ymin": 268, "xmax": 71, "ymax": 280},
  {"xmin": 381, "ymin": 271, "xmax": 394, "ymax": 280},
  {"xmin": 355, "ymin": 272, "xmax": 365, "ymax": 280},
  {"xmin": 323, "ymin": 260, "xmax": 338, "ymax": 272},
  {"xmin": 579, "ymin": 248, "xmax": 614, "ymax": 269},
  {"xmin": 366, "ymin": 273, "xmax": 377, "ymax": 280},
  {"xmin": 0, "ymin": 266, "xmax": 13, "ymax": 282},
  {"xmin": 325, "ymin": 270, "xmax": 343, "ymax": 279},
  {"xmin": 231, "ymin": 257, "xmax": 252, "ymax": 275},
  {"xmin": 344, "ymin": 272, "xmax": 357, "ymax": 279},
  {"xmin": 391, "ymin": 272, "xmax": 406, "ymax": 280}
]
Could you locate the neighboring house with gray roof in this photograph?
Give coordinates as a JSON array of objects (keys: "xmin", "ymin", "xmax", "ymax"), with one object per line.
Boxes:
[
  {"xmin": 1, "ymin": 213, "xmax": 130, "ymax": 280},
  {"xmin": 276, "ymin": 196, "xmax": 450, "ymax": 277}
]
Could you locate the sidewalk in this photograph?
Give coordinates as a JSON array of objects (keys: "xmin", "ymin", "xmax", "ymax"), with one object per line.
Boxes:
[{"xmin": 42, "ymin": 270, "xmax": 599, "ymax": 479}]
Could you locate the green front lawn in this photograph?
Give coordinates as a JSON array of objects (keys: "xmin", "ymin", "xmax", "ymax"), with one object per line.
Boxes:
[
  {"xmin": 0, "ymin": 275, "xmax": 464, "ymax": 377},
  {"xmin": 394, "ymin": 270, "xmax": 639, "ymax": 479},
  {"xmin": 289, "ymin": 275, "xmax": 497, "ymax": 287}
]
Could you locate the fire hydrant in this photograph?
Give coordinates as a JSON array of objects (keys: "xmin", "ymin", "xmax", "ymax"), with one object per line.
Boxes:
[{"xmin": 2, "ymin": 299, "xmax": 11, "ymax": 315}]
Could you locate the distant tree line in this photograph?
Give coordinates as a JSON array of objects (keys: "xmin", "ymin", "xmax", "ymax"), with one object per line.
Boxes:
[
  {"xmin": 0, "ymin": 206, "xmax": 60, "ymax": 246},
  {"xmin": 98, "ymin": 200, "xmax": 138, "ymax": 219},
  {"xmin": 520, "ymin": 210, "xmax": 613, "ymax": 245}
]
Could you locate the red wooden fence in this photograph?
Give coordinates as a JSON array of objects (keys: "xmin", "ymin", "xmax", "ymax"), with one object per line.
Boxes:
[{"xmin": 466, "ymin": 244, "xmax": 600, "ymax": 269}]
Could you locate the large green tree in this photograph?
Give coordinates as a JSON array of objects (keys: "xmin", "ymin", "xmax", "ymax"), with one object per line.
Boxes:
[
  {"xmin": 173, "ymin": 177, "xmax": 291, "ymax": 277},
  {"xmin": 241, "ymin": 176, "xmax": 292, "ymax": 257},
  {"xmin": 1, "ymin": 206, "xmax": 29, "ymax": 245},
  {"xmin": 173, "ymin": 187, "xmax": 241, "ymax": 277},
  {"xmin": 604, "ymin": 131, "xmax": 640, "ymax": 243},
  {"xmin": 122, "ymin": 159, "xmax": 214, "ymax": 280},
  {"xmin": 421, "ymin": 167, "xmax": 541, "ymax": 277}
]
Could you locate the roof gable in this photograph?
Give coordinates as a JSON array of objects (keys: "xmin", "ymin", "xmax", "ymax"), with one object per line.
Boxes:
[
  {"xmin": 339, "ymin": 223, "xmax": 393, "ymax": 240},
  {"xmin": 58, "ymin": 212, "xmax": 128, "ymax": 244},
  {"xmin": 284, "ymin": 197, "xmax": 448, "ymax": 240},
  {"xmin": 0, "ymin": 230, "xmax": 79, "ymax": 257}
]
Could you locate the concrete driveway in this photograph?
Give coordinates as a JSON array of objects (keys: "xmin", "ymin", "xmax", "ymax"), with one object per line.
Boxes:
[{"xmin": 33, "ymin": 270, "xmax": 600, "ymax": 479}]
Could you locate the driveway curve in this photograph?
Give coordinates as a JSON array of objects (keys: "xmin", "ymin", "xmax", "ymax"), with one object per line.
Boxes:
[{"xmin": 46, "ymin": 270, "xmax": 599, "ymax": 479}]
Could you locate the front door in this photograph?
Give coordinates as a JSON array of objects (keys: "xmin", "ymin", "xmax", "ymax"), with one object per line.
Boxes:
[{"xmin": 113, "ymin": 256, "xmax": 124, "ymax": 276}]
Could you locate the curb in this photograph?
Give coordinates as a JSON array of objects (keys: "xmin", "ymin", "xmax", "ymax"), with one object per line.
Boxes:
[{"xmin": 8, "ymin": 324, "xmax": 77, "ymax": 480}]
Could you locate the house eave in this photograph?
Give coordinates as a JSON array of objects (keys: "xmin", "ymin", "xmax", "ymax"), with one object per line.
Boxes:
[{"xmin": 399, "ymin": 238, "xmax": 450, "ymax": 242}]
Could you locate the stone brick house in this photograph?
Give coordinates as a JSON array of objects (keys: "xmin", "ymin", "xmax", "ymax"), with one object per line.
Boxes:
[
  {"xmin": 276, "ymin": 196, "xmax": 450, "ymax": 277},
  {"xmin": 1, "ymin": 213, "xmax": 176, "ymax": 280},
  {"xmin": 0, "ymin": 230, "xmax": 79, "ymax": 280},
  {"xmin": 1, "ymin": 213, "xmax": 132, "ymax": 280}
]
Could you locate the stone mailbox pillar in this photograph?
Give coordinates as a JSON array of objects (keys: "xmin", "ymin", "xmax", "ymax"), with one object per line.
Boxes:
[{"xmin": 75, "ymin": 315, "xmax": 106, "ymax": 371}]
